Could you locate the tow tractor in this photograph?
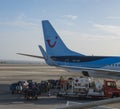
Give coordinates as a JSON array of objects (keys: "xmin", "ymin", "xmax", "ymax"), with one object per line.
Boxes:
[{"xmin": 57, "ymin": 77, "xmax": 120, "ymax": 99}]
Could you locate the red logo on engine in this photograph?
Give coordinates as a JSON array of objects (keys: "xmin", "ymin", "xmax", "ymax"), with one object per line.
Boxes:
[{"xmin": 46, "ymin": 36, "xmax": 58, "ymax": 48}]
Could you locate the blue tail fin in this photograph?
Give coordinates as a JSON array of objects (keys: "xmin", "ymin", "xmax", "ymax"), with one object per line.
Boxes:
[{"xmin": 42, "ymin": 20, "xmax": 84, "ymax": 56}]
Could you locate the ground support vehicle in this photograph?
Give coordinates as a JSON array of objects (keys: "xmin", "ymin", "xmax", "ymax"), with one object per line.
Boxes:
[{"xmin": 57, "ymin": 77, "xmax": 120, "ymax": 99}]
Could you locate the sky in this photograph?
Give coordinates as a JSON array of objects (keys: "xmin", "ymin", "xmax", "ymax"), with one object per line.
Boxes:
[{"xmin": 1, "ymin": 0, "xmax": 120, "ymax": 61}]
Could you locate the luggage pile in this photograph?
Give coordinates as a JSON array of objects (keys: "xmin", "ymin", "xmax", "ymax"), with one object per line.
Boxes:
[
  {"xmin": 9, "ymin": 79, "xmax": 60, "ymax": 100},
  {"xmin": 10, "ymin": 80, "xmax": 39, "ymax": 100}
]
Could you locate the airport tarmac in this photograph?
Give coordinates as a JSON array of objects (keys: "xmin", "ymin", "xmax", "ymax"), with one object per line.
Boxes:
[{"xmin": 0, "ymin": 64, "xmax": 120, "ymax": 109}]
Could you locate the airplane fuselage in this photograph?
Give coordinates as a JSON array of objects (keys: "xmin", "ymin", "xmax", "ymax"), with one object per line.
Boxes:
[{"xmin": 51, "ymin": 56, "xmax": 120, "ymax": 70}]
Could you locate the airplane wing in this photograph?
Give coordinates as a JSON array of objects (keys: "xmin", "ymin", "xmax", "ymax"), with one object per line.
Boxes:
[{"xmin": 16, "ymin": 53, "xmax": 44, "ymax": 59}]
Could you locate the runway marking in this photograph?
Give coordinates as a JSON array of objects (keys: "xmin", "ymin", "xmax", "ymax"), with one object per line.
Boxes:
[{"xmin": 12, "ymin": 101, "xmax": 24, "ymax": 104}]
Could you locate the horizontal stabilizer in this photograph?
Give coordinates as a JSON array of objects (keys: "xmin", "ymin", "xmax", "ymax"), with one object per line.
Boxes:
[{"xmin": 16, "ymin": 53, "xmax": 44, "ymax": 59}]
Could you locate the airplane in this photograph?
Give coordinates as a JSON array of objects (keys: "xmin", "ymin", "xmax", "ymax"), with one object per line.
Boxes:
[{"xmin": 17, "ymin": 20, "xmax": 120, "ymax": 79}]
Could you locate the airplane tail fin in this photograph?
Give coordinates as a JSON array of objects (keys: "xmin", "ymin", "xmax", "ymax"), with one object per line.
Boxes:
[{"xmin": 42, "ymin": 20, "xmax": 84, "ymax": 56}]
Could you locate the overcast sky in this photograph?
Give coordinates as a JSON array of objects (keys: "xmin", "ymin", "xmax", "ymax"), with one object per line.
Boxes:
[{"xmin": 1, "ymin": 0, "xmax": 120, "ymax": 61}]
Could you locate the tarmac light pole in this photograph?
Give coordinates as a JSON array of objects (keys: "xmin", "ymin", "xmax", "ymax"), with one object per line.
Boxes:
[{"xmin": 57, "ymin": 97, "xmax": 120, "ymax": 109}]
